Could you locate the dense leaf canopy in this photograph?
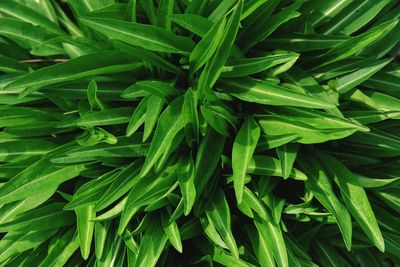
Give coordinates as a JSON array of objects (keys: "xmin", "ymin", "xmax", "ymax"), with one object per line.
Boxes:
[{"xmin": 0, "ymin": 0, "xmax": 400, "ymax": 266}]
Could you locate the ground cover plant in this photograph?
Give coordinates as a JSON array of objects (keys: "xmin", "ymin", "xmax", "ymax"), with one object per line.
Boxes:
[{"xmin": 0, "ymin": 0, "xmax": 400, "ymax": 266}]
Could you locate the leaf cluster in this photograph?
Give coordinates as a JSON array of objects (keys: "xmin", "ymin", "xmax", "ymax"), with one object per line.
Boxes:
[{"xmin": 0, "ymin": 0, "xmax": 400, "ymax": 266}]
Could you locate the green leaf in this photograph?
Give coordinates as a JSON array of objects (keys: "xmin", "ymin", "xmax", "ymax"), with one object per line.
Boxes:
[
  {"xmin": 198, "ymin": 0, "xmax": 243, "ymax": 97},
  {"xmin": 141, "ymin": 96, "xmax": 184, "ymax": 176},
  {"xmin": 232, "ymin": 117, "xmax": 260, "ymax": 203},
  {"xmin": 256, "ymin": 134, "xmax": 299, "ymax": 152},
  {"xmin": 218, "ymin": 77, "xmax": 335, "ymax": 109},
  {"xmin": 242, "ymin": 10, "xmax": 300, "ymax": 51},
  {"xmin": 277, "ymin": 143, "xmax": 299, "ymax": 179},
  {"xmin": 75, "ymin": 204, "xmax": 95, "ymax": 260},
  {"xmin": 312, "ymin": 240, "xmax": 345, "ymax": 267},
  {"xmin": 246, "ymin": 224, "xmax": 275, "ymax": 267},
  {"xmin": 182, "ymin": 88, "xmax": 200, "ymax": 146},
  {"xmin": 114, "ymin": 41, "xmax": 183, "ymax": 74},
  {"xmin": 302, "ymin": 0, "xmax": 354, "ymax": 27},
  {"xmin": 177, "ymin": 153, "xmax": 196, "ymax": 216},
  {"xmin": 143, "ymin": 95, "xmax": 164, "ymax": 141},
  {"xmin": 205, "ymin": 189, "xmax": 239, "ymax": 259},
  {"xmin": 254, "ymin": 214, "xmax": 288, "ymax": 267},
  {"xmin": 332, "ymin": 57, "xmax": 393, "ymax": 94},
  {"xmin": 263, "ymin": 106, "xmax": 368, "ymax": 132},
  {"xmin": 74, "ymin": 107, "xmax": 133, "ymax": 127},
  {"xmin": 81, "ymin": 17, "xmax": 195, "ymax": 55},
  {"xmin": 258, "ymin": 115, "xmax": 358, "ymax": 144},
  {"xmin": 95, "ymin": 160, "xmax": 142, "ymax": 211},
  {"xmin": 52, "ymin": 135, "xmax": 148, "ymax": 164},
  {"xmin": 38, "ymin": 228, "xmax": 80, "ymax": 267},
  {"xmin": 0, "ymin": 159, "xmax": 85, "ymax": 204},
  {"xmin": 0, "ymin": 187, "xmax": 55, "ymax": 224},
  {"xmin": 6, "ymin": 51, "xmax": 142, "ymax": 93},
  {"xmin": 221, "ymin": 51, "xmax": 299, "ymax": 78},
  {"xmin": 0, "ymin": 55, "xmax": 28, "ymax": 74},
  {"xmin": 0, "ymin": 18, "xmax": 63, "ymax": 55},
  {"xmin": 134, "ymin": 217, "xmax": 168, "ymax": 267},
  {"xmin": 318, "ymin": 153, "xmax": 385, "ymax": 252},
  {"xmin": 260, "ymin": 33, "xmax": 349, "ymax": 52},
  {"xmin": 242, "ymin": 187, "xmax": 270, "ymax": 221},
  {"xmin": 189, "ymin": 16, "xmax": 227, "ymax": 73},
  {"xmin": 0, "ymin": 140, "xmax": 57, "ymax": 162},
  {"xmin": 200, "ymin": 103, "xmax": 237, "ymax": 137},
  {"xmin": 156, "ymin": 0, "xmax": 174, "ymax": 30},
  {"xmin": 95, "ymin": 221, "xmax": 110, "ymax": 260},
  {"xmin": 161, "ymin": 210, "xmax": 183, "ymax": 253},
  {"xmin": 194, "ymin": 128, "xmax": 226, "ymax": 200},
  {"xmin": 169, "ymin": 14, "xmax": 213, "ymax": 37},
  {"xmin": 247, "ymin": 155, "xmax": 307, "ymax": 180},
  {"xmin": 87, "ymin": 80, "xmax": 106, "ymax": 111},
  {"xmin": 128, "ymin": 80, "xmax": 180, "ymax": 102},
  {"xmin": 0, "ymin": 1, "xmax": 61, "ymax": 33},
  {"xmin": 0, "ymin": 229, "xmax": 56, "ymax": 263},
  {"xmin": 0, "ymin": 202, "xmax": 74, "ymax": 232},
  {"xmin": 126, "ymin": 97, "xmax": 149, "ymax": 137},
  {"xmin": 319, "ymin": 0, "xmax": 392, "ymax": 35},
  {"xmin": 314, "ymin": 19, "xmax": 398, "ymax": 66},
  {"xmin": 298, "ymin": 154, "xmax": 352, "ymax": 250},
  {"xmin": 119, "ymin": 161, "xmax": 178, "ymax": 234}
]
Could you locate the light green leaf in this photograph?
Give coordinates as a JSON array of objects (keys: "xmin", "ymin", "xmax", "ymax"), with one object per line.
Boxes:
[
  {"xmin": 0, "ymin": 159, "xmax": 85, "ymax": 204},
  {"xmin": 75, "ymin": 204, "xmax": 95, "ymax": 260},
  {"xmin": 177, "ymin": 153, "xmax": 196, "ymax": 215},
  {"xmin": 205, "ymin": 189, "xmax": 239, "ymax": 259},
  {"xmin": 0, "ymin": 18, "xmax": 63, "ymax": 55},
  {"xmin": 258, "ymin": 115, "xmax": 358, "ymax": 144},
  {"xmin": 242, "ymin": 10, "xmax": 300, "ymax": 51},
  {"xmin": 221, "ymin": 51, "xmax": 299, "ymax": 78},
  {"xmin": 232, "ymin": 117, "xmax": 260, "ymax": 203},
  {"xmin": 124, "ymin": 81, "xmax": 180, "ymax": 102},
  {"xmin": 95, "ymin": 221, "xmax": 111, "ymax": 260},
  {"xmin": 0, "ymin": 187, "xmax": 56, "ymax": 224},
  {"xmin": 143, "ymin": 95, "xmax": 164, "ymax": 141},
  {"xmin": 182, "ymin": 88, "xmax": 200, "ymax": 147},
  {"xmin": 298, "ymin": 155, "xmax": 352, "ymax": 250},
  {"xmin": 38, "ymin": 228, "xmax": 80, "ymax": 267},
  {"xmin": 198, "ymin": 0, "xmax": 243, "ymax": 97},
  {"xmin": 218, "ymin": 77, "xmax": 335, "ymax": 109},
  {"xmin": 332, "ymin": 57, "xmax": 393, "ymax": 94},
  {"xmin": 315, "ymin": 19, "xmax": 398, "ymax": 66},
  {"xmin": 319, "ymin": 153, "xmax": 385, "ymax": 252},
  {"xmin": 0, "ymin": 1, "xmax": 61, "ymax": 33},
  {"xmin": 6, "ymin": 51, "xmax": 142, "ymax": 93},
  {"xmin": 277, "ymin": 143, "xmax": 299, "ymax": 179},
  {"xmin": 189, "ymin": 16, "xmax": 227, "ymax": 73},
  {"xmin": 81, "ymin": 17, "xmax": 195, "ymax": 55},
  {"xmin": 95, "ymin": 160, "xmax": 142, "ymax": 211},
  {"xmin": 169, "ymin": 14, "xmax": 213, "ymax": 37},
  {"xmin": 74, "ymin": 107, "xmax": 133, "ymax": 127},
  {"xmin": 246, "ymin": 224, "xmax": 275, "ymax": 267},
  {"xmin": 87, "ymin": 80, "xmax": 106, "ymax": 111},
  {"xmin": 0, "ymin": 229, "xmax": 56, "ymax": 263},
  {"xmin": 126, "ymin": 97, "xmax": 149, "ymax": 137},
  {"xmin": 161, "ymin": 210, "xmax": 183, "ymax": 253},
  {"xmin": 141, "ymin": 96, "xmax": 184, "ymax": 176},
  {"xmin": 0, "ymin": 202, "xmax": 74, "ymax": 232},
  {"xmin": 247, "ymin": 155, "xmax": 307, "ymax": 180},
  {"xmin": 254, "ymin": 214, "xmax": 288, "ymax": 267},
  {"xmin": 134, "ymin": 218, "xmax": 168, "ymax": 267}
]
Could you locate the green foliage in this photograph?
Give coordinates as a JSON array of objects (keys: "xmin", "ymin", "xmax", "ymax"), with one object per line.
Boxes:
[{"xmin": 0, "ymin": 0, "xmax": 400, "ymax": 266}]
